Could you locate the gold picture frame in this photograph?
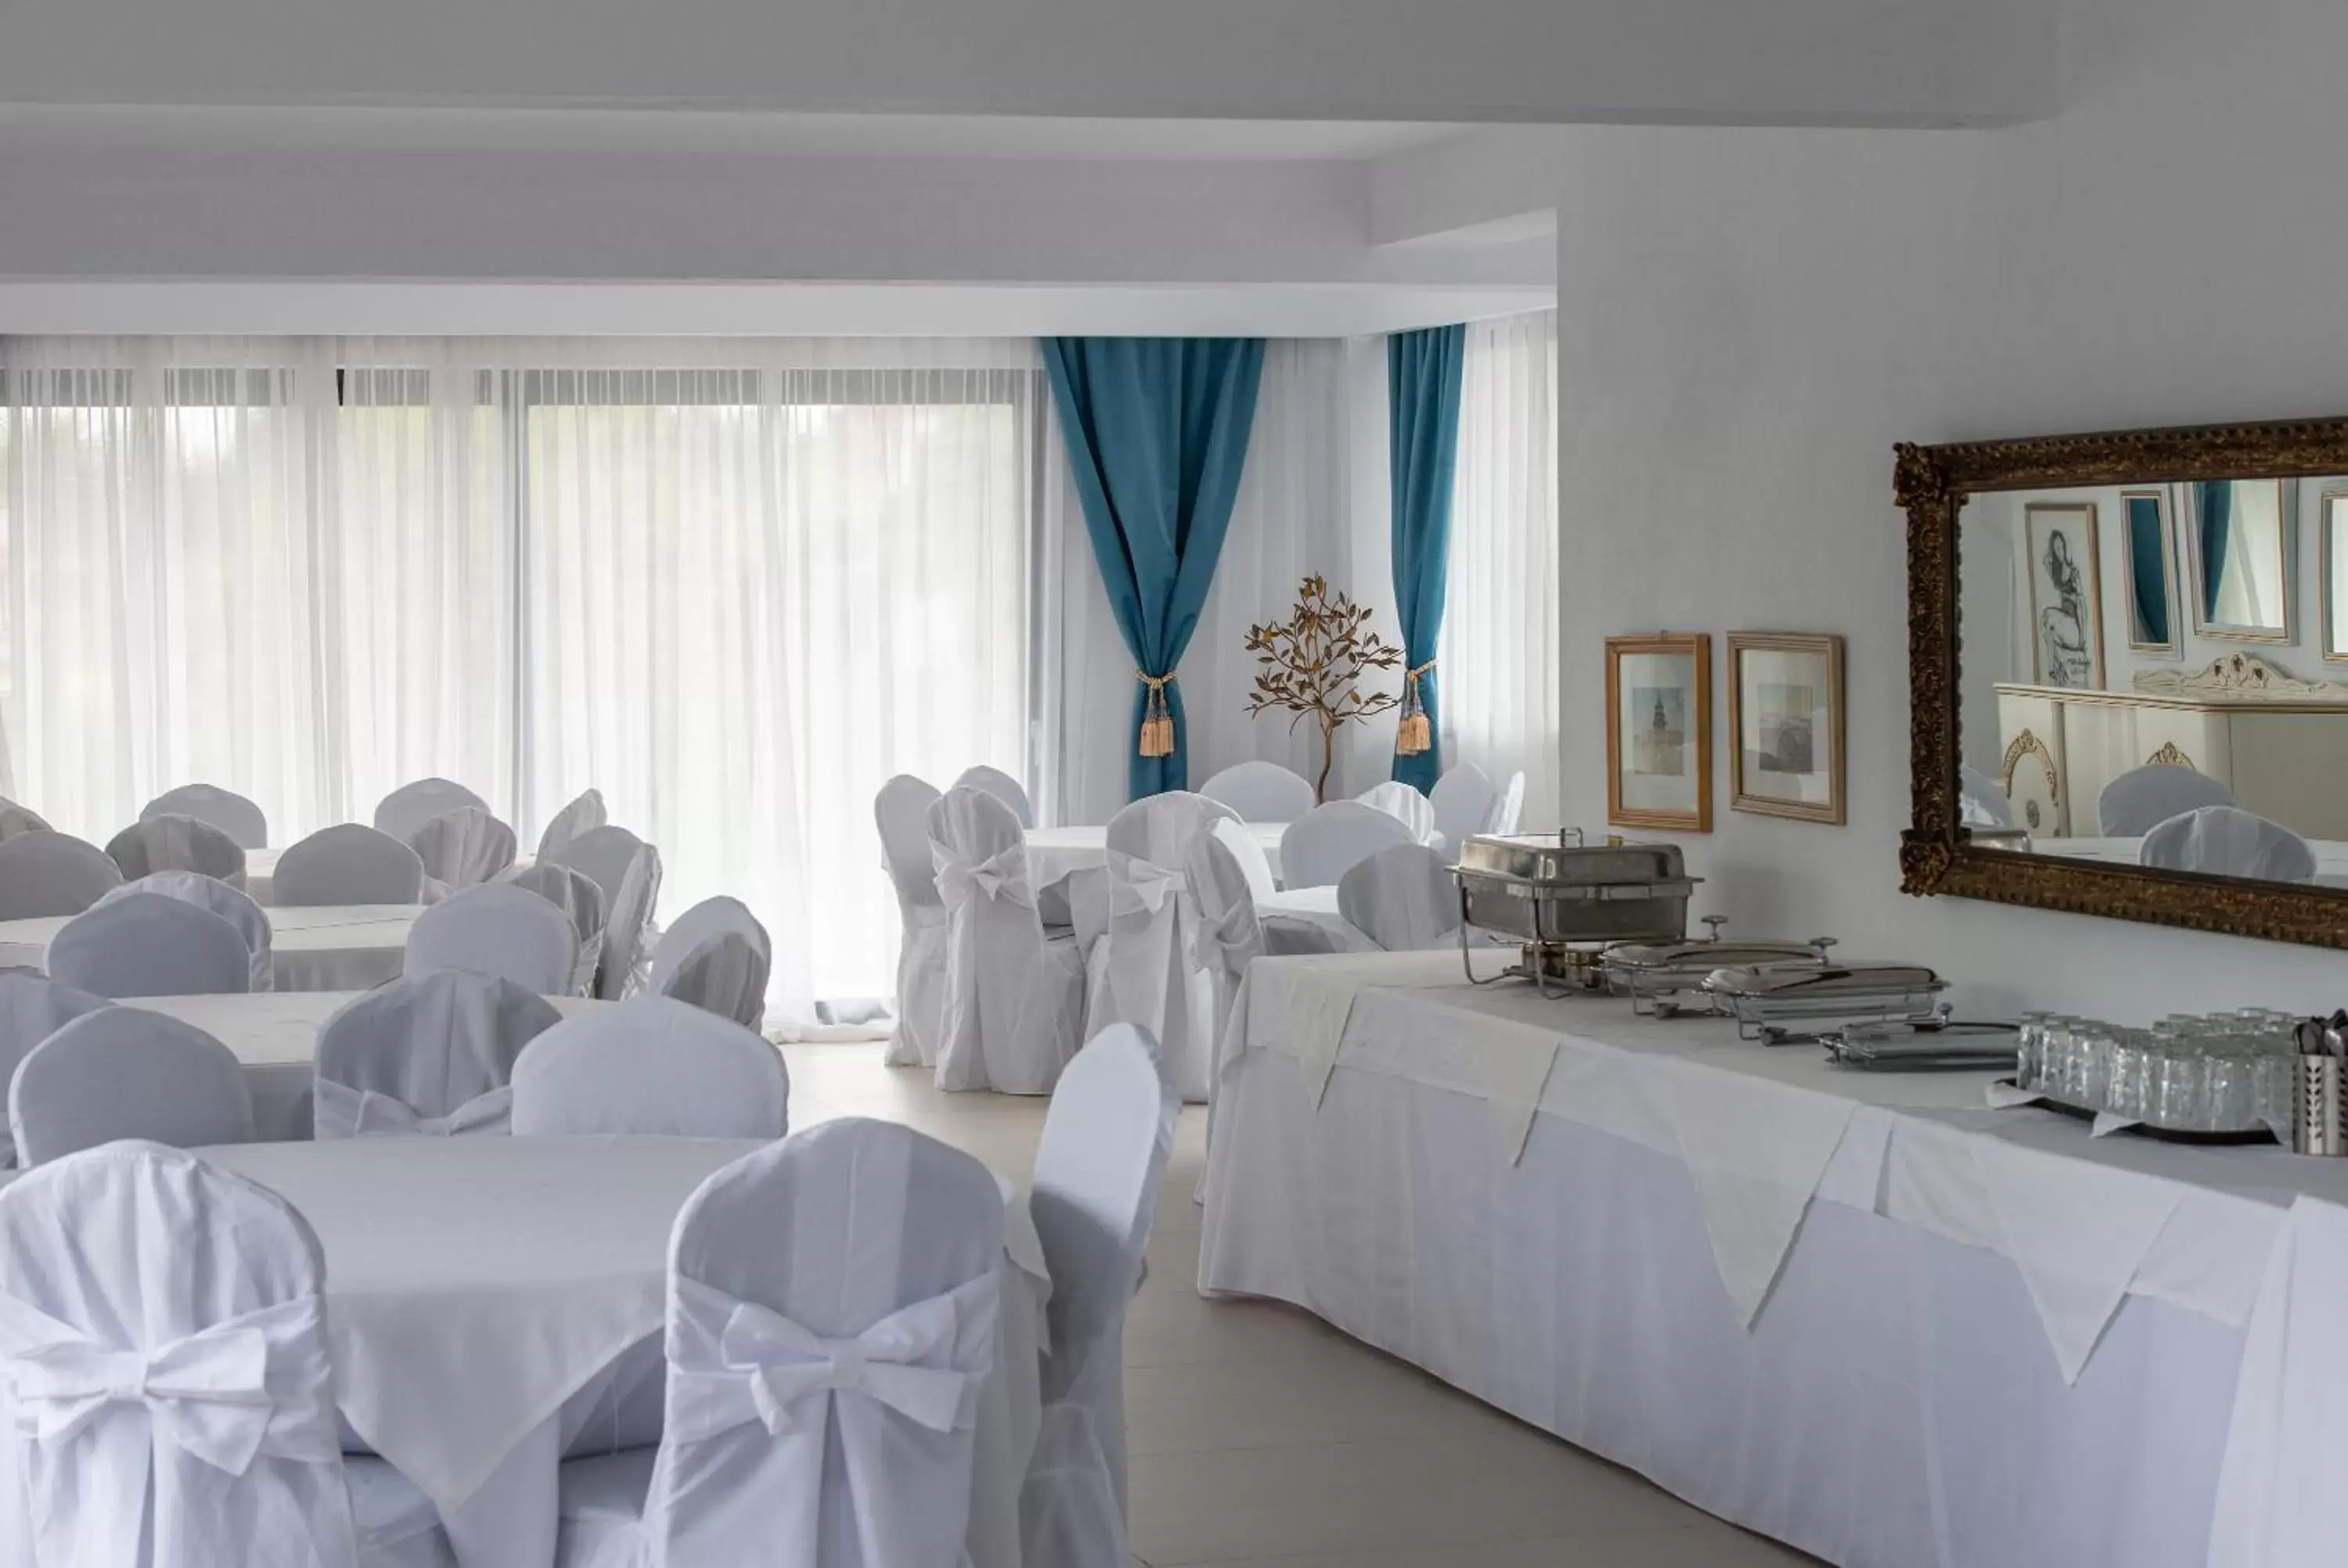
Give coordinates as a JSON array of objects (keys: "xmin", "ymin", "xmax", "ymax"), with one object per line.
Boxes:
[
  {"xmin": 2119, "ymin": 487, "xmax": 2181, "ymax": 656},
  {"xmin": 1606, "ymin": 632, "xmax": 1711, "ymax": 833},
  {"xmin": 1728, "ymin": 632, "xmax": 1846, "ymax": 824},
  {"xmin": 2320, "ymin": 487, "xmax": 2348, "ymax": 664}
]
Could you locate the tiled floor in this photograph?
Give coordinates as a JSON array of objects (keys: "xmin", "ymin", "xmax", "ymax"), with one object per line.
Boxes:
[{"xmin": 785, "ymin": 1042, "xmax": 1816, "ymax": 1568}]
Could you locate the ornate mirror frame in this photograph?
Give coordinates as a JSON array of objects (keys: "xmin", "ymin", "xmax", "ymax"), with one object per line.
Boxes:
[{"xmin": 1897, "ymin": 415, "xmax": 2348, "ymax": 948}]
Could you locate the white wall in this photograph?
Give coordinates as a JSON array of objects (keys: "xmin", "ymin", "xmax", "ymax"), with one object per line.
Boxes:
[{"xmin": 1554, "ymin": 0, "xmax": 2348, "ymax": 1023}]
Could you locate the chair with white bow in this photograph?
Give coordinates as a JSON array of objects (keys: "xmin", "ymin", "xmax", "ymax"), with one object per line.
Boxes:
[
  {"xmin": 404, "ymin": 881, "xmax": 580, "ymax": 996},
  {"xmin": 314, "ymin": 970, "xmax": 562, "ymax": 1140},
  {"xmin": 876, "ymin": 775, "xmax": 949, "ymax": 1070},
  {"xmin": 0, "ymin": 797, "xmax": 52, "ymax": 841},
  {"xmin": 1020, "ymin": 1026, "xmax": 1178, "ymax": 1568},
  {"xmin": 1427, "ymin": 763, "xmax": 1495, "ymax": 855},
  {"xmin": 373, "ymin": 777, "xmax": 489, "ymax": 844},
  {"xmin": 2096, "ymin": 762, "xmax": 2235, "ymax": 836},
  {"xmin": 647, "ymin": 897, "xmax": 772, "ymax": 1030},
  {"xmin": 96, "ymin": 872, "xmax": 274, "ymax": 991},
  {"xmin": 2139, "ymin": 804, "xmax": 2318, "ymax": 881},
  {"xmin": 1337, "ymin": 843, "xmax": 1464, "ymax": 951},
  {"xmin": 1082, "ymin": 791, "xmax": 1236, "ymax": 1104},
  {"xmin": 1197, "ymin": 759, "xmax": 1316, "ymax": 825},
  {"xmin": 49, "ymin": 893, "xmax": 252, "ymax": 999},
  {"xmin": 1184, "ymin": 834, "xmax": 1265, "ymax": 1072},
  {"xmin": 139, "ymin": 783, "xmax": 268, "ymax": 851},
  {"xmin": 535, "ymin": 787, "xmax": 609, "ymax": 865},
  {"xmin": 927, "ymin": 786, "xmax": 1085, "ymax": 1095},
  {"xmin": 499, "ymin": 862, "xmax": 608, "ymax": 995},
  {"xmin": 1483, "ymin": 769, "xmax": 1527, "ymax": 835},
  {"xmin": 551, "ymin": 1118, "xmax": 1003, "ymax": 1568},
  {"xmin": 953, "ymin": 764, "xmax": 1036, "ymax": 829},
  {"xmin": 0, "ymin": 830, "xmax": 124, "ymax": 919},
  {"xmin": 0, "ymin": 1142, "xmax": 453, "ymax": 1567},
  {"xmin": 11, "ymin": 1009, "xmax": 254, "ymax": 1164},
  {"xmin": 547, "ymin": 825, "xmax": 664, "ymax": 1001},
  {"xmin": 1278, "ymin": 801, "xmax": 1415, "ymax": 890},
  {"xmin": 106, "ymin": 814, "xmax": 250, "ymax": 889},
  {"xmin": 1352, "ymin": 780, "xmax": 1439, "ymax": 847},
  {"xmin": 271, "ymin": 824, "xmax": 426, "ymax": 908},
  {"xmin": 511, "ymin": 995, "xmax": 788, "ymax": 1138},
  {"xmin": 0, "ymin": 972, "xmax": 110, "ymax": 1167},
  {"xmin": 407, "ymin": 806, "xmax": 519, "ymax": 897}
]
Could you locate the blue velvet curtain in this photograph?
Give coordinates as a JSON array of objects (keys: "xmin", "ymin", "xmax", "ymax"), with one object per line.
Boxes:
[
  {"xmin": 2125, "ymin": 493, "xmax": 2171, "ymax": 646},
  {"xmin": 1043, "ymin": 337, "xmax": 1266, "ymax": 799},
  {"xmin": 2198, "ymin": 481, "xmax": 2232, "ymax": 622},
  {"xmin": 1386, "ymin": 325, "xmax": 1466, "ymax": 792}
]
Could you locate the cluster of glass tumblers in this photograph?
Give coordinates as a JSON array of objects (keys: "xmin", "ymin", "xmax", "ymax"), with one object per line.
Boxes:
[{"xmin": 2016, "ymin": 1010, "xmax": 2303, "ymax": 1134}]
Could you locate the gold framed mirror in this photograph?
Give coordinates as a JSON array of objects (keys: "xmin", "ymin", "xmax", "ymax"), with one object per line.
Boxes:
[{"xmin": 1898, "ymin": 415, "xmax": 2348, "ymax": 948}]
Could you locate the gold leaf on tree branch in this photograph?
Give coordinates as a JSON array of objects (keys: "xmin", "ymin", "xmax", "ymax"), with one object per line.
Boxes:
[{"xmin": 1241, "ymin": 576, "xmax": 1403, "ymax": 800}]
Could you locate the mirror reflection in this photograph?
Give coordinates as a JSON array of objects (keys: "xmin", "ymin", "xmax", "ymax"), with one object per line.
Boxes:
[{"xmin": 1961, "ymin": 477, "xmax": 2348, "ymax": 889}]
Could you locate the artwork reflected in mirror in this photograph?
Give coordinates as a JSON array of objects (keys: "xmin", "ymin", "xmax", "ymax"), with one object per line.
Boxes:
[
  {"xmin": 2322, "ymin": 489, "xmax": 2348, "ymax": 664},
  {"xmin": 2122, "ymin": 488, "xmax": 2179, "ymax": 656},
  {"xmin": 1606, "ymin": 632, "xmax": 1710, "ymax": 833},
  {"xmin": 2026, "ymin": 503, "xmax": 2105, "ymax": 687},
  {"xmin": 2188, "ymin": 479, "xmax": 2293, "ymax": 642}
]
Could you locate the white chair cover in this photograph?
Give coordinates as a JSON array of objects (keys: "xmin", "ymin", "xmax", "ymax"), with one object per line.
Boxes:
[
  {"xmin": 0, "ymin": 1142, "xmax": 361, "ymax": 1567},
  {"xmin": 2095, "ymin": 762, "xmax": 2235, "ymax": 836},
  {"xmin": 647, "ymin": 897, "xmax": 771, "ymax": 1029},
  {"xmin": 510, "ymin": 995, "xmax": 787, "ymax": 1138},
  {"xmin": 407, "ymin": 807, "xmax": 518, "ymax": 894},
  {"xmin": 1197, "ymin": 760, "xmax": 1316, "ymax": 824},
  {"xmin": 552, "ymin": 1120, "xmax": 1003, "ymax": 1568},
  {"xmin": 49, "ymin": 893, "xmax": 253, "ymax": 999},
  {"xmin": 0, "ymin": 799, "xmax": 52, "ymax": 841},
  {"xmin": 1337, "ymin": 843, "xmax": 1464, "ymax": 951},
  {"xmin": 1959, "ymin": 763, "xmax": 2018, "ymax": 830},
  {"xmin": 1482, "ymin": 769, "xmax": 1527, "ymax": 835},
  {"xmin": 876, "ymin": 775, "xmax": 949, "ymax": 1070},
  {"xmin": 535, "ymin": 788, "xmax": 609, "ymax": 865},
  {"xmin": 1020, "ymin": 1026, "xmax": 1178, "ymax": 1568},
  {"xmin": 403, "ymin": 882, "xmax": 579, "ymax": 995},
  {"xmin": 0, "ymin": 973, "xmax": 111, "ymax": 1168},
  {"xmin": 1428, "ymin": 763, "xmax": 1496, "ymax": 855},
  {"xmin": 106, "ymin": 815, "xmax": 250, "ymax": 889},
  {"xmin": 927, "ymin": 786, "xmax": 1084, "ymax": 1095},
  {"xmin": 270, "ymin": 825, "xmax": 425, "ymax": 908},
  {"xmin": 373, "ymin": 778, "xmax": 489, "ymax": 843},
  {"xmin": 499, "ymin": 862, "xmax": 608, "ymax": 996},
  {"xmin": 1352, "ymin": 780, "xmax": 1439, "ymax": 846},
  {"xmin": 97, "ymin": 872, "xmax": 274, "ymax": 992},
  {"xmin": 1207, "ymin": 816, "xmax": 1277, "ymax": 904},
  {"xmin": 0, "ymin": 830, "xmax": 124, "ymax": 919},
  {"xmin": 1278, "ymin": 801, "xmax": 1416, "ymax": 889},
  {"xmin": 314, "ymin": 971, "xmax": 560, "ymax": 1139},
  {"xmin": 10, "ymin": 1010, "xmax": 254, "ymax": 1164},
  {"xmin": 550, "ymin": 826, "xmax": 663, "ymax": 1001},
  {"xmin": 953, "ymin": 764, "xmax": 1036, "ymax": 829},
  {"xmin": 141, "ymin": 784, "xmax": 269, "ymax": 851},
  {"xmin": 1084, "ymin": 791, "xmax": 1236, "ymax": 1105},
  {"xmin": 1186, "ymin": 834, "xmax": 1264, "ymax": 1070},
  {"xmin": 2139, "ymin": 804, "xmax": 2317, "ymax": 881}
]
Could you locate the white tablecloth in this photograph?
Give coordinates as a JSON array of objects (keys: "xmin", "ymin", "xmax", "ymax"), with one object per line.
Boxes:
[
  {"xmin": 243, "ymin": 848, "xmax": 536, "ymax": 905},
  {"xmin": 0, "ymin": 903, "xmax": 420, "ymax": 991},
  {"xmin": 1253, "ymin": 886, "xmax": 1374, "ymax": 951},
  {"xmin": 1025, "ymin": 822, "xmax": 1285, "ymax": 890},
  {"xmin": 200, "ymin": 1136, "xmax": 1050, "ymax": 1568},
  {"xmin": 120, "ymin": 992, "xmax": 601, "ymax": 1139},
  {"xmin": 1200, "ymin": 956, "xmax": 2346, "ymax": 1568}
]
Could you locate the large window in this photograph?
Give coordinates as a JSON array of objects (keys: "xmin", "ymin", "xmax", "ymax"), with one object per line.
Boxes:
[{"xmin": 1, "ymin": 337, "xmax": 1042, "ymax": 1006}]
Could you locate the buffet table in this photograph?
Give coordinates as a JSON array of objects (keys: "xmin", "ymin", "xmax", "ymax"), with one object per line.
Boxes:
[{"xmin": 1200, "ymin": 953, "xmax": 2346, "ymax": 1568}]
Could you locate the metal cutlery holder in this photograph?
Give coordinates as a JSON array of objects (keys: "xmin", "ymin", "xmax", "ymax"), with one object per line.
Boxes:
[{"xmin": 2293, "ymin": 1056, "xmax": 2348, "ymax": 1156}]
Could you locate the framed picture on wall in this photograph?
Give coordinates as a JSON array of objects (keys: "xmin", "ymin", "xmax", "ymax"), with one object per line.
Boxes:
[
  {"xmin": 2024, "ymin": 502, "xmax": 2106, "ymax": 689},
  {"xmin": 2119, "ymin": 488, "xmax": 2181, "ymax": 656},
  {"xmin": 1606, "ymin": 632, "xmax": 1710, "ymax": 832},
  {"xmin": 2188, "ymin": 478, "xmax": 2296, "ymax": 643},
  {"xmin": 1728, "ymin": 632, "xmax": 1845, "ymax": 824}
]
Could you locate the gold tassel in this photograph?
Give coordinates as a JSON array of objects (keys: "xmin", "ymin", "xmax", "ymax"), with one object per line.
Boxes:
[
  {"xmin": 1136, "ymin": 670, "xmax": 1178, "ymax": 757},
  {"xmin": 1395, "ymin": 659, "xmax": 1435, "ymax": 756}
]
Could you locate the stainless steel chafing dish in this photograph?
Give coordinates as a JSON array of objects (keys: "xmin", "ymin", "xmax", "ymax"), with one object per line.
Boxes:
[
  {"xmin": 1601, "ymin": 922, "xmax": 1836, "ymax": 1016},
  {"xmin": 1700, "ymin": 960, "xmax": 1952, "ymax": 1044},
  {"xmin": 1821, "ymin": 1020, "xmax": 2018, "ymax": 1072},
  {"xmin": 1453, "ymin": 831, "xmax": 1701, "ymax": 995}
]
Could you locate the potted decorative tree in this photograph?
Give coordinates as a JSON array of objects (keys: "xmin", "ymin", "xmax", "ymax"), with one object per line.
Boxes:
[{"xmin": 1244, "ymin": 576, "xmax": 1404, "ymax": 801}]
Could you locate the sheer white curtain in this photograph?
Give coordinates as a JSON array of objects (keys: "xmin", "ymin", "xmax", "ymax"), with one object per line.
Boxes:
[{"xmin": 1439, "ymin": 311, "xmax": 1559, "ymax": 829}]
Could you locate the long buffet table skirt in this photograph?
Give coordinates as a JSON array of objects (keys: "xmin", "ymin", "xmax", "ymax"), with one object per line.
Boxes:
[{"xmin": 1198, "ymin": 956, "xmax": 2348, "ymax": 1568}]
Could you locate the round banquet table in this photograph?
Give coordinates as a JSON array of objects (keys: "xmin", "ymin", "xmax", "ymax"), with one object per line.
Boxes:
[
  {"xmin": 243, "ymin": 848, "xmax": 537, "ymax": 906},
  {"xmin": 121, "ymin": 992, "xmax": 603, "ymax": 1139},
  {"xmin": 196, "ymin": 1135, "xmax": 1050, "ymax": 1568},
  {"xmin": 0, "ymin": 903, "xmax": 419, "ymax": 991},
  {"xmin": 1025, "ymin": 821, "xmax": 1286, "ymax": 890}
]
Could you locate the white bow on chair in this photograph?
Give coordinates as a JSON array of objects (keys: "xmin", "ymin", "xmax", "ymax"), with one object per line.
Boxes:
[
  {"xmin": 1190, "ymin": 897, "xmax": 1261, "ymax": 982},
  {"xmin": 1104, "ymin": 853, "xmax": 1186, "ymax": 919},
  {"xmin": 313, "ymin": 1078, "xmax": 514, "ymax": 1138},
  {"xmin": 0, "ymin": 1292, "xmax": 339, "ymax": 1568},
  {"xmin": 930, "ymin": 843, "xmax": 1034, "ymax": 911}
]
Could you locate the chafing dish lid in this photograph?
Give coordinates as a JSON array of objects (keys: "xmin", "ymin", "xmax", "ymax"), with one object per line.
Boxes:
[
  {"xmin": 1700, "ymin": 961, "xmax": 1946, "ymax": 999},
  {"xmin": 1455, "ymin": 833, "xmax": 1691, "ymax": 886},
  {"xmin": 1603, "ymin": 939, "xmax": 1824, "ymax": 973}
]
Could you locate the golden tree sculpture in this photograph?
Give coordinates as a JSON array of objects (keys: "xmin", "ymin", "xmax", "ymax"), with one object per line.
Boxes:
[{"xmin": 1244, "ymin": 576, "xmax": 1404, "ymax": 801}]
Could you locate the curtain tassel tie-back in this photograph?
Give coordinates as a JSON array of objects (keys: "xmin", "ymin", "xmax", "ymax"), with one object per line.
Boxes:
[
  {"xmin": 1136, "ymin": 671, "xmax": 1178, "ymax": 758},
  {"xmin": 1396, "ymin": 659, "xmax": 1436, "ymax": 755}
]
